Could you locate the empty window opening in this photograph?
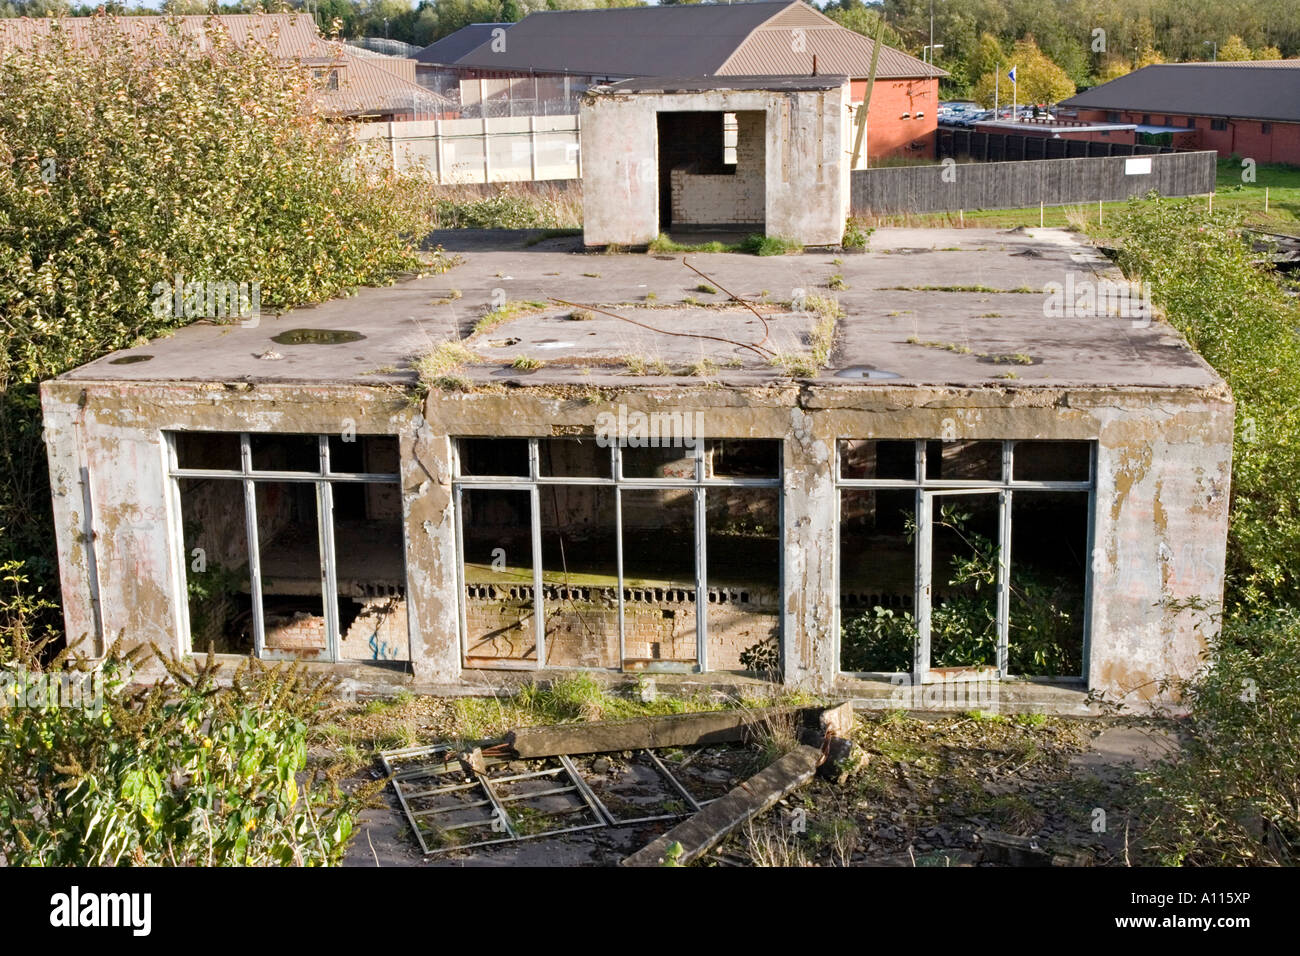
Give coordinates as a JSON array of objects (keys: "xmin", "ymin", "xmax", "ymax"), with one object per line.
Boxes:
[
  {"xmin": 707, "ymin": 488, "xmax": 781, "ymax": 674},
  {"xmin": 622, "ymin": 488, "xmax": 698, "ymax": 669},
  {"xmin": 171, "ymin": 432, "xmax": 406, "ymax": 665},
  {"xmin": 657, "ymin": 110, "xmax": 765, "ymax": 232},
  {"xmin": 542, "ymin": 484, "xmax": 620, "ymax": 668},
  {"xmin": 454, "ymin": 438, "xmax": 782, "ymax": 675},
  {"xmin": 179, "ymin": 476, "xmax": 253, "ymax": 655},
  {"xmin": 462, "ymin": 488, "xmax": 537, "ymax": 665},
  {"xmin": 1008, "ymin": 492, "xmax": 1087, "ymax": 677},
  {"xmin": 837, "ymin": 439, "xmax": 1093, "ymax": 680},
  {"xmin": 839, "ymin": 488, "xmax": 915, "ymax": 673}
]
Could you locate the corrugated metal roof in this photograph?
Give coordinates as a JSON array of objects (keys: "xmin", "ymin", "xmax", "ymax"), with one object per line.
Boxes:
[
  {"xmin": 321, "ymin": 53, "xmax": 452, "ymax": 117},
  {"xmin": 719, "ymin": 3, "xmax": 945, "ymax": 78},
  {"xmin": 1061, "ymin": 63, "xmax": 1300, "ymax": 123},
  {"xmin": 0, "ymin": 13, "xmax": 327, "ymax": 58},
  {"xmin": 414, "ymin": 23, "xmax": 510, "ymax": 66},
  {"xmin": 450, "ymin": 1, "xmax": 937, "ymax": 79},
  {"xmin": 602, "ymin": 74, "xmax": 849, "ymax": 94}
]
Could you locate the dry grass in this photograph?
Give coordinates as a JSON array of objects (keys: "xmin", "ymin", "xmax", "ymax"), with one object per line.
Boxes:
[{"xmin": 741, "ymin": 820, "xmax": 811, "ymax": 867}]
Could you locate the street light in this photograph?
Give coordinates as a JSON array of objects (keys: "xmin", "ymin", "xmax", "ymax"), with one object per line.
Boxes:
[
  {"xmin": 923, "ymin": 44, "xmax": 944, "ymax": 64},
  {"xmin": 1204, "ymin": 40, "xmax": 1217, "ymax": 62}
]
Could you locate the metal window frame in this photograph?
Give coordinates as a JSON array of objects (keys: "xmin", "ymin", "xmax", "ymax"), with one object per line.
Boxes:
[
  {"xmin": 835, "ymin": 439, "xmax": 1096, "ymax": 683},
  {"xmin": 166, "ymin": 431, "xmax": 403, "ymax": 664},
  {"xmin": 452, "ymin": 437, "xmax": 782, "ymax": 675}
]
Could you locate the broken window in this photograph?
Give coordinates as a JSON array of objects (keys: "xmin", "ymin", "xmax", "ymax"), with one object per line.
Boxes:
[
  {"xmin": 706, "ymin": 488, "xmax": 780, "ymax": 673},
  {"xmin": 622, "ymin": 487, "xmax": 698, "ymax": 669},
  {"xmin": 454, "ymin": 438, "xmax": 782, "ymax": 675},
  {"xmin": 839, "ymin": 489, "xmax": 916, "ymax": 673},
  {"xmin": 1008, "ymin": 491, "xmax": 1087, "ymax": 677},
  {"xmin": 461, "ymin": 489, "xmax": 536, "ymax": 665},
  {"xmin": 169, "ymin": 432, "xmax": 406, "ymax": 664},
  {"xmin": 178, "ymin": 476, "xmax": 253, "ymax": 654},
  {"xmin": 838, "ymin": 440, "xmax": 1093, "ymax": 680},
  {"xmin": 541, "ymin": 485, "xmax": 620, "ymax": 668}
]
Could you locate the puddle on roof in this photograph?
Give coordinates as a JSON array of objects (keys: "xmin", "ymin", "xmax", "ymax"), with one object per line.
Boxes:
[
  {"xmin": 271, "ymin": 328, "xmax": 366, "ymax": 346},
  {"xmin": 109, "ymin": 354, "xmax": 154, "ymax": 364},
  {"xmin": 835, "ymin": 365, "xmax": 901, "ymax": 380}
]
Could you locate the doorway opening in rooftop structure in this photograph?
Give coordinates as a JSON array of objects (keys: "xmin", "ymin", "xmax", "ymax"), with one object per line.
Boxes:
[
  {"xmin": 837, "ymin": 439, "xmax": 1094, "ymax": 684},
  {"xmin": 453, "ymin": 437, "xmax": 782, "ymax": 675},
  {"xmin": 656, "ymin": 110, "xmax": 765, "ymax": 235},
  {"xmin": 168, "ymin": 432, "xmax": 409, "ymax": 665}
]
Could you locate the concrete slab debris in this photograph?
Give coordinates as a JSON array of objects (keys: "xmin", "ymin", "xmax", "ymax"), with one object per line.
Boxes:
[{"xmin": 621, "ymin": 744, "xmax": 824, "ymax": 867}]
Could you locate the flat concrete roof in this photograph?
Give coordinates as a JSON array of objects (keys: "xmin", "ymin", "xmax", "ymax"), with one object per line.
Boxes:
[
  {"xmin": 599, "ymin": 74, "xmax": 849, "ymax": 94},
  {"xmin": 61, "ymin": 227, "xmax": 1223, "ymax": 391}
]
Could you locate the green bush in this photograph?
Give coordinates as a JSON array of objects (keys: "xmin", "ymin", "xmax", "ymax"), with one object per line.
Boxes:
[
  {"xmin": 0, "ymin": 17, "xmax": 446, "ymax": 647},
  {"xmin": 0, "ymin": 647, "xmax": 365, "ymax": 865},
  {"xmin": 1106, "ymin": 198, "xmax": 1300, "ymax": 617},
  {"xmin": 1136, "ymin": 611, "xmax": 1300, "ymax": 865}
]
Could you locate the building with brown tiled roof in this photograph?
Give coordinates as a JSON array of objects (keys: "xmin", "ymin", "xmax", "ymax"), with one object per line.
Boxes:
[
  {"xmin": 0, "ymin": 13, "xmax": 450, "ymax": 122},
  {"xmin": 419, "ymin": 1, "xmax": 946, "ymax": 161}
]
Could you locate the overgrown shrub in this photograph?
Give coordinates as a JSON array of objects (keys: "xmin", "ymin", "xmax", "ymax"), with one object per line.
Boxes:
[
  {"xmin": 1106, "ymin": 198, "xmax": 1300, "ymax": 617},
  {"xmin": 0, "ymin": 645, "xmax": 365, "ymax": 865},
  {"xmin": 1136, "ymin": 611, "xmax": 1300, "ymax": 865},
  {"xmin": 0, "ymin": 16, "xmax": 445, "ymax": 648}
]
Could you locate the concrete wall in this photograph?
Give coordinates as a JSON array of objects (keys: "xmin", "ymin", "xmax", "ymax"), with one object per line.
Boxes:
[
  {"xmin": 353, "ymin": 115, "xmax": 581, "ymax": 183},
  {"xmin": 43, "ymin": 377, "xmax": 1232, "ymax": 711},
  {"xmin": 581, "ymin": 84, "xmax": 850, "ymax": 247}
]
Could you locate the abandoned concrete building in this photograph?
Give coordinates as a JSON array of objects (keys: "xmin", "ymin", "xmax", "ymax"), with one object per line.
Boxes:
[
  {"xmin": 41, "ymin": 221, "xmax": 1232, "ymax": 713},
  {"xmin": 582, "ymin": 76, "xmax": 851, "ymax": 247}
]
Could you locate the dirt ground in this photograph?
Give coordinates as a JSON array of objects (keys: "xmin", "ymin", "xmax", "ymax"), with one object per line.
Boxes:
[{"xmin": 334, "ymin": 706, "xmax": 1175, "ymax": 868}]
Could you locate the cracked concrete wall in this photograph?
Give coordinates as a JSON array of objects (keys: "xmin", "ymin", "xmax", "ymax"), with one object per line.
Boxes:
[
  {"xmin": 40, "ymin": 381, "xmax": 433, "ymax": 680},
  {"xmin": 42, "ymin": 378, "xmax": 1231, "ymax": 710},
  {"xmin": 581, "ymin": 85, "xmax": 849, "ymax": 247}
]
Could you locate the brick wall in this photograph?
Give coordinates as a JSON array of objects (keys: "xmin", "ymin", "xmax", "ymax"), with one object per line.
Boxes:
[
  {"xmin": 671, "ymin": 111, "xmax": 766, "ymax": 226},
  {"xmin": 341, "ymin": 595, "xmax": 409, "ymax": 661},
  {"xmin": 1077, "ymin": 107, "xmax": 1300, "ymax": 165},
  {"xmin": 849, "ymin": 77, "xmax": 939, "ymax": 162}
]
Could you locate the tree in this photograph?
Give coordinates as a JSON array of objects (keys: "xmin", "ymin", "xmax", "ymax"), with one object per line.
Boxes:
[
  {"xmin": 823, "ymin": 0, "xmax": 904, "ymax": 50},
  {"xmin": 1255, "ymin": 45, "xmax": 1283, "ymax": 60},
  {"xmin": 972, "ymin": 36, "xmax": 1074, "ymax": 107},
  {"xmin": 1135, "ymin": 44, "xmax": 1164, "ymax": 68},
  {"xmin": 1218, "ymin": 35, "xmax": 1253, "ymax": 61},
  {"xmin": 1095, "ymin": 57, "xmax": 1131, "ymax": 83}
]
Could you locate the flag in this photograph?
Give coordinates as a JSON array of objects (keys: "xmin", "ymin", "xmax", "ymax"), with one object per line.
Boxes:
[{"xmin": 1007, "ymin": 66, "xmax": 1017, "ymax": 82}]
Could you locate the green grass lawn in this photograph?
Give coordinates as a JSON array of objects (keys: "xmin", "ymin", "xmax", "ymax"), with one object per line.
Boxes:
[{"xmin": 858, "ymin": 158, "xmax": 1300, "ymax": 235}]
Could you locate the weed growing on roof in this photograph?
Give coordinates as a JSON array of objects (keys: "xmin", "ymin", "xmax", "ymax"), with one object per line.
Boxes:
[{"xmin": 473, "ymin": 300, "xmax": 547, "ymax": 335}]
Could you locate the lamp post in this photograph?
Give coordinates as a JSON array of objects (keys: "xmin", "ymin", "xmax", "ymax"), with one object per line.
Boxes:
[
  {"xmin": 923, "ymin": 44, "xmax": 944, "ymax": 65},
  {"xmin": 1204, "ymin": 40, "xmax": 1217, "ymax": 62}
]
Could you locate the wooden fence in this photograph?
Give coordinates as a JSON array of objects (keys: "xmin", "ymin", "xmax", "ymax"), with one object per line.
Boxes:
[{"xmin": 851, "ymin": 149, "xmax": 1217, "ymax": 215}]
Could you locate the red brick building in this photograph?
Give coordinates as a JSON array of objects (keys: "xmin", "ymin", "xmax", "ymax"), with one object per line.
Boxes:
[
  {"xmin": 1061, "ymin": 61, "xmax": 1300, "ymax": 164},
  {"xmin": 419, "ymin": 1, "xmax": 945, "ymax": 163}
]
